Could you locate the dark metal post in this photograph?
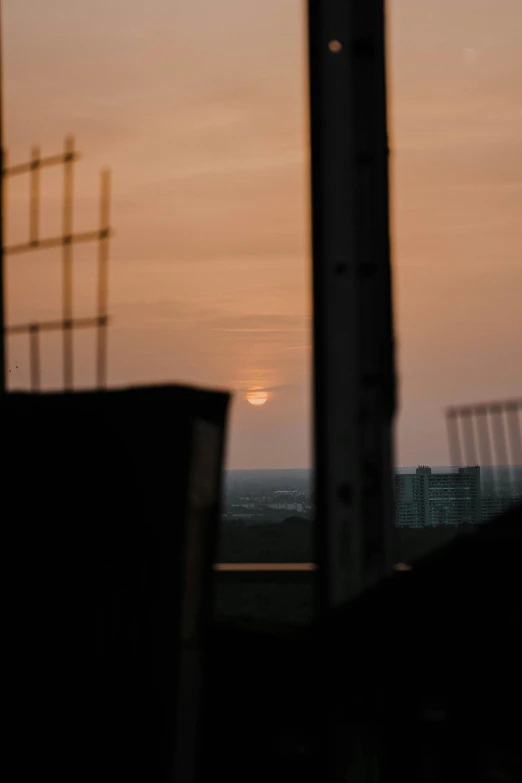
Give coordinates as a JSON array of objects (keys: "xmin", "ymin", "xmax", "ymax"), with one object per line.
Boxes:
[
  {"xmin": 29, "ymin": 146, "xmax": 41, "ymax": 246},
  {"xmin": 0, "ymin": 0, "xmax": 6, "ymax": 393},
  {"xmin": 490, "ymin": 404, "xmax": 509, "ymax": 469},
  {"xmin": 3, "ymin": 137, "xmax": 112, "ymax": 389},
  {"xmin": 62, "ymin": 135, "xmax": 75, "ymax": 390},
  {"xmin": 96, "ymin": 169, "xmax": 110, "ymax": 388},
  {"xmin": 447, "ymin": 410, "xmax": 463, "ymax": 468},
  {"xmin": 308, "ymin": 0, "xmax": 396, "ymax": 614},
  {"xmin": 308, "ymin": 5, "xmax": 396, "ymax": 777},
  {"xmin": 461, "ymin": 410, "xmax": 478, "ymax": 465},
  {"xmin": 506, "ymin": 401, "xmax": 522, "ymax": 468},
  {"xmin": 29, "ymin": 324, "xmax": 40, "ymax": 391},
  {"xmin": 475, "ymin": 406, "xmax": 494, "ymax": 467}
]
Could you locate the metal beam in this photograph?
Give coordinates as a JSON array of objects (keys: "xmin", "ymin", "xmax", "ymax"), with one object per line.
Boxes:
[
  {"xmin": 213, "ymin": 562, "xmax": 316, "ymax": 585},
  {"xmin": 1, "ymin": 127, "xmax": 112, "ymax": 391},
  {"xmin": 0, "ymin": 0, "xmax": 6, "ymax": 393},
  {"xmin": 6, "ymin": 315, "xmax": 109, "ymax": 336},
  {"xmin": 3, "ymin": 150, "xmax": 81, "ymax": 178},
  {"xmin": 308, "ymin": 0, "xmax": 396, "ymax": 614},
  {"xmin": 4, "ymin": 229, "xmax": 110, "ymax": 256},
  {"xmin": 308, "ymin": 4, "xmax": 397, "ymax": 772}
]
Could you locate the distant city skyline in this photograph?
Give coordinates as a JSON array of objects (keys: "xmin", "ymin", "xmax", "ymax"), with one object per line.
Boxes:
[
  {"xmin": 4, "ymin": 0, "xmax": 522, "ymax": 468},
  {"xmin": 223, "ymin": 463, "xmax": 521, "ymax": 529},
  {"xmin": 226, "ymin": 465, "xmax": 522, "ymax": 472}
]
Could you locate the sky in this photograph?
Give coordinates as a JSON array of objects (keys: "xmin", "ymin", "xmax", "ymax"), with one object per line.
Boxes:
[{"xmin": 3, "ymin": 0, "xmax": 521, "ymax": 469}]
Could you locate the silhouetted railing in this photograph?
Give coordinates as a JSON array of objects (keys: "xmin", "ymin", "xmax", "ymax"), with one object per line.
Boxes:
[
  {"xmin": 446, "ymin": 398, "xmax": 522, "ymax": 501},
  {"xmin": 2, "ymin": 136, "xmax": 112, "ymax": 390}
]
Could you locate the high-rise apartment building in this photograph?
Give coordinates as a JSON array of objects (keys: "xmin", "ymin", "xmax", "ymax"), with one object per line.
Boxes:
[
  {"xmin": 395, "ymin": 466, "xmax": 481, "ymax": 528},
  {"xmin": 481, "ymin": 494, "xmax": 518, "ymax": 523}
]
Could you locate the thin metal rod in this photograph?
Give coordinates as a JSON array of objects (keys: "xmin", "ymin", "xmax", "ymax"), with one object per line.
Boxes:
[
  {"xmin": 446, "ymin": 411, "xmax": 463, "ymax": 467},
  {"xmin": 213, "ymin": 567, "xmax": 316, "ymax": 585},
  {"xmin": 490, "ymin": 404, "xmax": 509, "ymax": 468},
  {"xmin": 461, "ymin": 410, "xmax": 477, "ymax": 465},
  {"xmin": 3, "ymin": 150, "xmax": 80, "ymax": 178},
  {"xmin": 29, "ymin": 146, "xmax": 40, "ymax": 246},
  {"xmin": 96, "ymin": 169, "xmax": 110, "ymax": 388},
  {"xmin": 214, "ymin": 562, "xmax": 317, "ymax": 572},
  {"xmin": 62, "ymin": 135, "xmax": 75, "ymax": 390},
  {"xmin": 0, "ymin": 1, "xmax": 6, "ymax": 393},
  {"xmin": 6, "ymin": 314, "xmax": 108, "ymax": 336},
  {"xmin": 0, "ymin": 122, "xmax": 111, "ymax": 390},
  {"xmin": 5, "ymin": 228, "xmax": 107, "ymax": 256},
  {"xmin": 450, "ymin": 398, "xmax": 521, "ymax": 414},
  {"xmin": 474, "ymin": 406, "xmax": 493, "ymax": 467},
  {"xmin": 1, "ymin": 148, "xmax": 7, "ymax": 388},
  {"xmin": 29, "ymin": 324, "xmax": 40, "ymax": 391},
  {"xmin": 505, "ymin": 402, "xmax": 522, "ymax": 468},
  {"xmin": 505, "ymin": 402, "xmax": 522, "ymax": 494}
]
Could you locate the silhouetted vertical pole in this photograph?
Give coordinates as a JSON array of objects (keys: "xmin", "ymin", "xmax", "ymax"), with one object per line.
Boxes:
[
  {"xmin": 461, "ymin": 410, "xmax": 477, "ymax": 465},
  {"xmin": 475, "ymin": 406, "xmax": 493, "ymax": 468},
  {"xmin": 62, "ymin": 135, "xmax": 74, "ymax": 390},
  {"xmin": 29, "ymin": 324, "xmax": 40, "ymax": 391},
  {"xmin": 447, "ymin": 411, "xmax": 463, "ymax": 468},
  {"xmin": 490, "ymin": 404, "xmax": 509, "ymax": 471},
  {"xmin": 309, "ymin": 0, "xmax": 362, "ymax": 625},
  {"xmin": 506, "ymin": 401, "xmax": 522, "ymax": 470},
  {"xmin": 308, "ymin": 2, "xmax": 395, "ymax": 779},
  {"xmin": 96, "ymin": 169, "xmax": 110, "ymax": 388},
  {"xmin": 29, "ymin": 146, "xmax": 40, "ymax": 246},
  {"xmin": 0, "ymin": 0, "xmax": 6, "ymax": 393},
  {"xmin": 308, "ymin": 0, "xmax": 395, "ymax": 612}
]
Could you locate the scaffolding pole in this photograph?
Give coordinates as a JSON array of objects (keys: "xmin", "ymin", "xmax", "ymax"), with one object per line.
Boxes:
[
  {"xmin": 308, "ymin": 5, "xmax": 397, "ymax": 778},
  {"xmin": 309, "ymin": 0, "xmax": 396, "ymax": 612},
  {"xmin": 0, "ymin": 0, "xmax": 6, "ymax": 393},
  {"xmin": 3, "ymin": 136, "xmax": 111, "ymax": 392}
]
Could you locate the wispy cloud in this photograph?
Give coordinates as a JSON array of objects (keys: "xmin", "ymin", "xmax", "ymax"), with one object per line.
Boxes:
[{"xmin": 204, "ymin": 313, "xmax": 310, "ymax": 333}]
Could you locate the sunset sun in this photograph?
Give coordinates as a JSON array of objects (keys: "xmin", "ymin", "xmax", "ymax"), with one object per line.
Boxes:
[{"xmin": 246, "ymin": 390, "xmax": 268, "ymax": 407}]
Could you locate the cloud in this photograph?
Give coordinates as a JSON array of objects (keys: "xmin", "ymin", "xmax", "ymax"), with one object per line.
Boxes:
[
  {"xmin": 144, "ymin": 149, "xmax": 304, "ymax": 184},
  {"xmin": 111, "ymin": 298, "xmax": 225, "ymax": 328},
  {"xmin": 204, "ymin": 313, "xmax": 310, "ymax": 333},
  {"xmin": 110, "ymin": 305, "xmax": 311, "ymax": 350},
  {"xmin": 464, "ymin": 42, "xmax": 496, "ymax": 67}
]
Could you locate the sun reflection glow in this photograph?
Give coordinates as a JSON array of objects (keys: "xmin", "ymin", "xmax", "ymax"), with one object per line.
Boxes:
[{"xmin": 246, "ymin": 390, "xmax": 268, "ymax": 406}]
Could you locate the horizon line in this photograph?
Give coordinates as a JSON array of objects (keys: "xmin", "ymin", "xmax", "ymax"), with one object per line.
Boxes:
[{"xmin": 226, "ymin": 465, "xmax": 522, "ymax": 472}]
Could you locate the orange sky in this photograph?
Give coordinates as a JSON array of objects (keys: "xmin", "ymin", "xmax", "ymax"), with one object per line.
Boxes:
[{"xmin": 4, "ymin": 0, "xmax": 521, "ymax": 468}]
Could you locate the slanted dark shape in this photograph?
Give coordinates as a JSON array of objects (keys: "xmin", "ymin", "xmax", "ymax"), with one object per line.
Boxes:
[
  {"xmin": 4, "ymin": 385, "xmax": 229, "ymax": 783},
  {"xmin": 205, "ymin": 502, "xmax": 522, "ymax": 783}
]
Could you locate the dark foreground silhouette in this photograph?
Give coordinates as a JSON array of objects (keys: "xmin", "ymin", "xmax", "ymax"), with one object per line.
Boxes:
[
  {"xmin": 4, "ymin": 388, "xmax": 519, "ymax": 781},
  {"xmin": 5, "ymin": 386, "xmax": 229, "ymax": 783},
  {"xmin": 204, "ymin": 502, "xmax": 522, "ymax": 783}
]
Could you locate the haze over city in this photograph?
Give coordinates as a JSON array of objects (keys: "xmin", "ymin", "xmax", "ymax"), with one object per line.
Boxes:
[{"xmin": 4, "ymin": 0, "xmax": 521, "ymax": 468}]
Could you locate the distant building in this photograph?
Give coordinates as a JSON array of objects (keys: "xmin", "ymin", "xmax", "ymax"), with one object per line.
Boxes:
[
  {"xmin": 395, "ymin": 466, "xmax": 481, "ymax": 528},
  {"xmin": 267, "ymin": 502, "xmax": 304, "ymax": 512},
  {"xmin": 481, "ymin": 494, "xmax": 518, "ymax": 523}
]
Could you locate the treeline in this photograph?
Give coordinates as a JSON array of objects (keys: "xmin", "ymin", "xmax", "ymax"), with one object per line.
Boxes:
[
  {"xmin": 214, "ymin": 518, "xmax": 468, "ymax": 624},
  {"xmin": 218, "ymin": 516, "xmax": 468, "ymax": 565},
  {"xmin": 218, "ymin": 517, "xmax": 313, "ymax": 563}
]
